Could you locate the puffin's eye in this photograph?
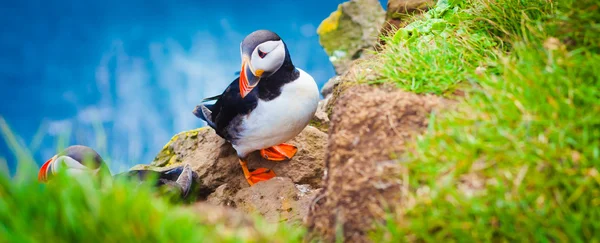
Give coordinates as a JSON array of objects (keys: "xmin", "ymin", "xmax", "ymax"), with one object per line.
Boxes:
[{"xmin": 257, "ymin": 49, "xmax": 267, "ymax": 58}]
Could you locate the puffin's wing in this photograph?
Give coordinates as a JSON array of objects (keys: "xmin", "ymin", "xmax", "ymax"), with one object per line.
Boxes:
[
  {"xmin": 192, "ymin": 104, "xmax": 217, "ymax": 129},
  {"xmin": 192, "ymin": 77, "xmax": 258, "ymax": 140},
  {"xmin": 175, "ymin": 164, "xmax": 193, "ymax": 198}
]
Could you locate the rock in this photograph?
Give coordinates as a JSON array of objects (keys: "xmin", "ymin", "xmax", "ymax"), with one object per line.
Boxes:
[
  {"xmin": 206, "ymin": 184, "xmax": 236, "ymax": 207},
  {"xmin": 380, "ymin": 0, "xmax": 436, "ymax": 42},
  {"xmin": 151, "ymin": 126, "xmax": 327, "ymax": 197},
  {"xmin": 317, "ymin": 0, "xmax": 385, "ymax": 75},
  {"xmin": 191, "ymin": 202, "xmax": 316, "ymax": 241},
  {"xmin": 306, "ymin": 85, "xmax": 451, "ymax": 242},
  {"xmin": 234, "ymin": 177, "xmax": 320, "ymax": 224},
  {"xmin": 321, "ymin": 76, "xmax": 342, "ymax": 97},
  {"xmin": 310, "ymin": 96, "xmax": 332, "ymax": 133},
  {"xmin": 189, "ymin": 202, "xmax": 256, "ymax": 230},
  {"xmin": 387, "ymin": 0, "xmax": 436, "ymax": 20}
]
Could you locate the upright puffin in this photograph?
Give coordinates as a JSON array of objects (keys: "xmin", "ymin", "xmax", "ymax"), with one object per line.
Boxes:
[
  {"xmin": 38, "ymin": 145, "xmax": 194, "ymax": 198},
  {"xmin": 193, "ymin": 30, "xmax": 320, "ymax": 186}
]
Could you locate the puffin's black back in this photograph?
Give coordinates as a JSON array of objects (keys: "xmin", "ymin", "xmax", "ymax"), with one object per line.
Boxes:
[{"xmin": 116, "ymin": 166, "xmax": 184, "ymax": 186}]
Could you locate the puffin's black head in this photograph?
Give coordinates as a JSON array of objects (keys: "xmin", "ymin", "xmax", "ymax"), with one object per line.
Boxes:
[
  {"xmin": 38, "ymin": 145, "xmax": 107, "ymax": 182},
  {"xmin": 238, "ymin": 30, "xmax": 289, "ymax": 98}
]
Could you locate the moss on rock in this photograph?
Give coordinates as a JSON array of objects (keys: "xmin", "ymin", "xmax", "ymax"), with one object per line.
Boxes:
[
  {"xmin": 151, "ymin": 127, "xmax": 209, "ymax": 167},
  {"xmin": 317, "ymin": 0, "xmax": 385, "ymax": 75}
]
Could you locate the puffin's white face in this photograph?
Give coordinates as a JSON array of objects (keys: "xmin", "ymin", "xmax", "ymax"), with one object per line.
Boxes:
[
  {"xmin": 238, "ymin": 30, "xmax": 288, "ymax": 98},
  {"xmin": 51, "ymin": 155, "xmax": 92, "ymax": 175},
  {"xmin": 249, "ymin": 40, "xmax": 286, "ymax": 77},
  {"xmin": 38, "ymin": 153, "xmax": 101, "ymax": 182}
]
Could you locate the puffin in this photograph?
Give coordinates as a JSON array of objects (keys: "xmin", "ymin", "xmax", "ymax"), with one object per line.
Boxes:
[
  {"xmin": 38, "ymin": 145, "xmax": 194, "ymax": 198},
  {"xmin": 192, "ymin": 30, "xmax": 320, "ymax": 186}
]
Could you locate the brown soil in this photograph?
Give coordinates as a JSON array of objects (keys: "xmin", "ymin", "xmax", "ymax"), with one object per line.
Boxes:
[{"xmin": 306, "ymin": 84, "xmax": 451, "ymax": 242}]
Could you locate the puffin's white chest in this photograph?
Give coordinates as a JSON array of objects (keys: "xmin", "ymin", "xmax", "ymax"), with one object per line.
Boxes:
[{"xmin": 233, "ymin": 69, "xmax": 319, "ymax": 157}]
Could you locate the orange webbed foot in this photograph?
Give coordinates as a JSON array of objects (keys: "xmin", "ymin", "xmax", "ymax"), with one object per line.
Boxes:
[
  {"xmin": 239, "ymin": 159, "xmax": 276, "ymax": 186},
  {"xmin": 247, "ymin": 168, "xmax": 276, "ymax": 186},
  {"xmin": 260, "ymin": 143, "xmax": 298, "ymax": 161}
]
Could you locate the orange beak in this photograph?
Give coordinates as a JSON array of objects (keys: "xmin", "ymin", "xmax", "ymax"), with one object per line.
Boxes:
[
  {"xmin": 239, "ymin": 57, "xmax": 263, "ymax": 98},
  {"xmin": 38, "ymin": 158, "xmax": 53, "ymax": 182}
]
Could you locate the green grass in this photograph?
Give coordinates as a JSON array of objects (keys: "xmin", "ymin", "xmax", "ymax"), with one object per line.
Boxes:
[
  {"xmin": 373, "ymin": 0, "xmax": 499, "ymax": 95},
  {"xmin": 0, "ymin": 119, "xmax": 305, "ymax": 242},
  {"xmin": 371, "ymin": 0, "xmax": 600, "ymax": 241}
]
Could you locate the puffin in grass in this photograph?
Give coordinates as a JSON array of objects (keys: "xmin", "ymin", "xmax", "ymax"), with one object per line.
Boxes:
[
  {"xmin": 38, "ymin": 145, "xmax": 194, "ymax": 198},
  {"xmin": 193, "ymin": 30, "xmax": 320, "ymax": 186}
]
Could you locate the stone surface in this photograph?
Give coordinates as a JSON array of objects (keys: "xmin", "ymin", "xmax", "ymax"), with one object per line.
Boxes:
[
  {"xmin": 321, "ymin": 75, "xmax": 342, "ymax": 97},
  {"xmin": 206, "ymin": 184, "xmax": 236, "ymax": 207},
  {"xmin": 306, "ymin": 85, "xmax": 451, "ymax": 242},
  {"xmin": 234, "ymin": 177, "xmax": 320, "ymax": 224},
  {"xmin": 189, "ymin": 202, "xmax": 256, "ymax": 230},
  {"xmin": 151, "ymin": 125, "xmax": 327, "ymax": 197},
  {"xmin": 310, "ymin": 96, "xmax": 332, "ymax": 133},
  {"xmin": 317, "ymin": 0, "xmax": 385, "ymax": 75},
  {"xmin": 387, "ymin": 0, "xmax": 436, "ymax": 21}
]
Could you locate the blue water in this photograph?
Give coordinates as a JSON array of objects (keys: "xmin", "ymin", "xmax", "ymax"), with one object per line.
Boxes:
[{"xmin": 0, "ymin": 0, "xmax": 386, "ymax": 174}]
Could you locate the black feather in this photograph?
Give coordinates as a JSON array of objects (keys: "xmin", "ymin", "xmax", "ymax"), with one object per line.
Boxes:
[
  {"xmin": 201, "ymin": 95, "xmax": 222, "ymax": 102},
  {"xmin": 203, "ymin": 78, "xmax": 259, "ymax": 141}
]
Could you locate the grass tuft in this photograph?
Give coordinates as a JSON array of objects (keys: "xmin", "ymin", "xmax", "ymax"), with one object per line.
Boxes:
[
  {"xmin": 0, "ymin": 118, "xmax": 305, "ymax": 242},
  {"xmin": 372, "ymin": 0, "xmax": 600, "ymax": 241},
  {"xmin": 374, "ymin": 0, "xmax": 499, "ymax": 95}
]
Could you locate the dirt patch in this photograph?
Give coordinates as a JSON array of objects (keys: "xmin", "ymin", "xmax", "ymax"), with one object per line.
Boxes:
[
  {"xmin": 306, "ymin": 84, "xmax": 451, "ymax": 242},
  {"xmin": 324, "ymin": 56, "xmax": 383, "ymax": 118}
]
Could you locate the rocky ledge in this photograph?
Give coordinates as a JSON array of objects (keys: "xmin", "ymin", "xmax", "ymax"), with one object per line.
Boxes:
[{"xmin": 136, "ymin": 125, "xmax": 327, "ymax": 224}]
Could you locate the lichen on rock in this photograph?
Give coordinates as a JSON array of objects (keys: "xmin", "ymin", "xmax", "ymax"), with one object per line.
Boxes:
[
  {"xmin": 317, "ymin": 0, "xmax": 385, "ymax": 75},
  {"xmin": 151, "ymin": 127, "xmax": 208, "ymax": 167}
]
